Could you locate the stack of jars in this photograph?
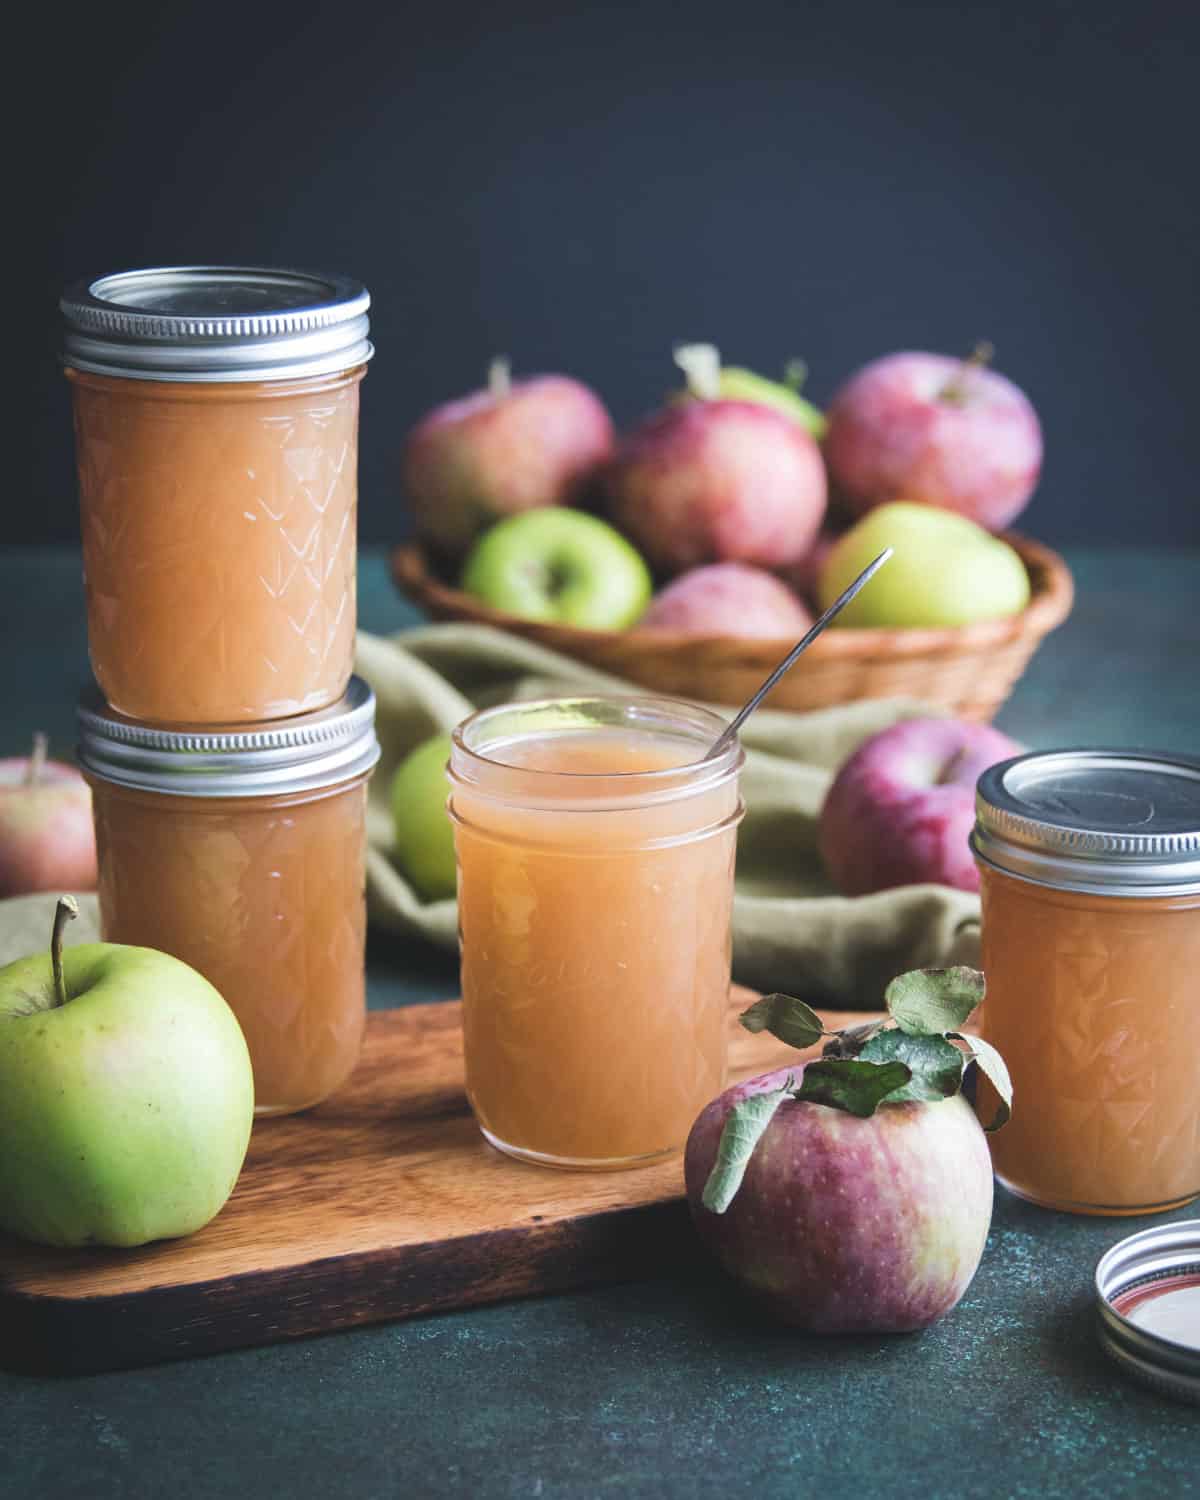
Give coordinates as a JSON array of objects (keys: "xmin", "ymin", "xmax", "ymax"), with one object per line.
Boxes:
[{"xmin": 61, "ymin": 268, "xmax": 379, "ymax": 1115}]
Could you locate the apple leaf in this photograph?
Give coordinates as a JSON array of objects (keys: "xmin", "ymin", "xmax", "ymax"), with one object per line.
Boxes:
[
  {"xmin": 701, "ymin": 1082, "xmax": 793, "ymax": 1214},
  {"xmin": 885, "ymin": 967, "xmax": 986, "ymax": 1037},
  {"xmin": 951, "ymin": 1032, "xmax": 1014, "ymax": 1131},
  {"xmin": 790, "ymin": 1059, "xmax": 912, "ymax": 1118},
  {"xmin": 857, "ymin": 1030, "xmax": 964, "ymax": 1104},
  {"xmin": 738, "ymin": 993, "xmax": 826, "ymax": 1051}
]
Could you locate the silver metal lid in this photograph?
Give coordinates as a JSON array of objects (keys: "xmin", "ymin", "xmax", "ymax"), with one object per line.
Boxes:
[
  {"xmin": 972, "ymin": 749, "xmax": 1200, "ymax": 897},
  {"xmin": 77, "ymin": 677, "xmax": 380, "ymax": 798},
  {"xmin": 1096, "ymin": 1220, "xmax": 1200, "ymax": 1405},
  {"xmin": 61, "ymin": 266, "xmax": 373, "ymax": 382}
]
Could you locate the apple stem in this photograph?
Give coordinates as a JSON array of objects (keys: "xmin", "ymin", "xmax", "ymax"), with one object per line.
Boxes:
[
  {"xmin": 488, "ymin": 356, "xmax": 512, "ymax": 400},
  {"xmin": 50, "ymin": 895, "xmax": 79, "ymax": 1009},
  {"xmin": 783, "ymin": 359, "xmax": 809, "ymax": 394},
  {"xmin": 673, "ymin": 343, "xmax": 722, "ymax": 401},
  {"xmin": 939, "ymin": 341, "xmax": 994, "ymax": 405},
  {"xmin": 25, "ymin": 732, "xmax": 48, "ymax": 787}
]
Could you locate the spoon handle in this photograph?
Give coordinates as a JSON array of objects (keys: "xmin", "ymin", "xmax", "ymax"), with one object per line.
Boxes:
[{"xmin": 704, "ymin": 547, "xmax": 894, "ymax": 761}]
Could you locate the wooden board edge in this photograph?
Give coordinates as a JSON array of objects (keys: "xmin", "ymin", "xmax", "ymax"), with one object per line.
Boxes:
[{"xmin": 0, "ymin": 1197, "xmax": 697, "ymax": 1376}]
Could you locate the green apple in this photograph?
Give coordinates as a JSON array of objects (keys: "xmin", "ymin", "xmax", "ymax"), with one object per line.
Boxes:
[
  {"xmin": 818, "ymin": 501, "xmax": 1031, "ymax": 628},
  {"xmin": 0, "ymin": 897, "xmax": 254, "ymax": 1248},
  {"xmin": 391, "ymin": 733, "xmax": 457, "ymax": 901},
  {"xmin": 713, "ymin": 366, "xmax": 826, "ymax": 439},
  {"xmin": 673, "ymin": 343, "xmax": 827, "ymax": 439},
  {"xmin": 461, "ymin": 509, "xmax": 652, "ymax": 629}
]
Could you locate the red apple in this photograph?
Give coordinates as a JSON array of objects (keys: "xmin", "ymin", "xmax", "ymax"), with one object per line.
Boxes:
[
  {"xmin": 605, "ymin": 400, "xmax": 827, "ymax": 576},
  {"xmin": 824, "ymin": 348, "xmax": 1043, "ymax": 531},
  {"xmin": 638, "ymin": 562, "xmax": 812, "ymax": 639},
  {"xmin": 401, "ymin": 358, "xmax": 615, "ymax": 560},
  {"xmin": 0, "ymin": 734, "xmax": 97, "ymax": 898},
  {"xmin": 685, "ymin": 1065, "xmax": 994, "ymax": 1332},
  {"xmin": 819, "ymin": 717, "xmax": 1020, "ymax": 895}
]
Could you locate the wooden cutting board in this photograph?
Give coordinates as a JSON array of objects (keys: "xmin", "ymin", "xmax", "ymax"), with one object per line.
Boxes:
[{"xmin": 0, "ymin": 988, "xmax": 874, "ymax": 1375}]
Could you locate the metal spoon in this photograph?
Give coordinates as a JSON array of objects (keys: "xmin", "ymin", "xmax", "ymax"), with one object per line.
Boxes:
[{"xmin": 704, "ymin": 548, "xmax": 893, "ymax": 761}]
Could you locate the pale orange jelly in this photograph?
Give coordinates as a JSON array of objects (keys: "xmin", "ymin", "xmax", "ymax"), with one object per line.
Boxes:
[
  {"xmin": 68, "ymin": 367, "xmax": 363, "ymax": 726},
  {"xmin": 449, "ymin": 700, "xmax": 744, "ymax": 1168},
  {"xmin": 89, "ymin": 777, "xmax": 369, "ymax": 1115},
  {"xmin": 979, "ymin": 868, "xmax": 1200, "ymax": 1214}
]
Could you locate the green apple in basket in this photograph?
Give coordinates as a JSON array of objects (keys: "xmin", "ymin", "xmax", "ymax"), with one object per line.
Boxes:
[
  {"xmin": 818, "ymin": 503, "xmax": 1031, "ymax": 628},
  {"xmin": 460, "ymin": 508, "xmax": 652, "ymax": 630},
  {"xmin": 0, "ymin": 897, "xmax": 254, "ymax": 1248}
]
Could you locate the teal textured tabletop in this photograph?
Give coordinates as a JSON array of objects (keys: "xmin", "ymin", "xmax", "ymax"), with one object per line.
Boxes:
[{"xmin": 1, "ymin": 546, "xmax": 1198, "ymax": 1500}]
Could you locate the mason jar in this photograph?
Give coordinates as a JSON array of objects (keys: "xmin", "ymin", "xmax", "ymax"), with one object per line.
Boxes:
[
  {"xmin": 61, "ymin": 266, "xmax": 372, "ymax": 726},
  {"xmin": 448, "ymin": 695, "xmax": 745, "ymax": 1170},
  {"xmin": 78, "ymin": 678, "xmax": 380, "ymax": 1116},
  {"xmin": 972, "ymin": 749, "xmax": 1200, "ymax": 1215}
]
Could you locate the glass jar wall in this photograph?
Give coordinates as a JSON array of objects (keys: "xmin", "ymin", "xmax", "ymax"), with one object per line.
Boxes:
[
  {"xmin": 448, "ymin": 696, "xmax": 745, "ymax": 1169},
  {"xmin": 78, "ymin": 678, "xmax": 380, "ymax": 1116},
  {"xmin": 61, "ymin": 265, "xmax": 372, "ymax": 726},
  {"xmin": 972, "ymin": 749, "xmax": 1200, "ymax": 1215}
]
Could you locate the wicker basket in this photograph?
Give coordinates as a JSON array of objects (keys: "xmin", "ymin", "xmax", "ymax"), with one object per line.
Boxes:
[{"xmin": 390, "ymin": 532, "xmax": 1074, "ymax": 722}]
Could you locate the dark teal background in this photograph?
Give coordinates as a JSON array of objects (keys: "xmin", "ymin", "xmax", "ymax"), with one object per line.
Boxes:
[{"xmin": 16, "ymin": 0, "xmax": 1200, "ymax": 547}]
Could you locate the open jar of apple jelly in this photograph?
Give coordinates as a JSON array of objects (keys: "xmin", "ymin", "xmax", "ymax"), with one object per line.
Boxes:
[
  {"xmin": 77, "ymin": 678, "xmax": 380, "ymax": 1116},
  {"xmin": 971, "ymin": 750, "xmax": 1200, "ymax": 1216},
  {"xmin": 61, "ymin": 266, "xmax": 372, "ymax": 726},
  {"xmin": 448, "ymin": 695, "xmax": 745, "ymax": 1170}
]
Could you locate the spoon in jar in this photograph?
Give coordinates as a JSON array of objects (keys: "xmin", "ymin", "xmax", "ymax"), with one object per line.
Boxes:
[{"xmin": 703, "ymin": 547, "xmax": 893, "ymax": 761}]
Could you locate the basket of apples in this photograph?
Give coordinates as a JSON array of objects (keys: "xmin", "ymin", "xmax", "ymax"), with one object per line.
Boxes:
[{"xmin": 391, "ymin": 345, "xmax": 1073, "ymax": 721}]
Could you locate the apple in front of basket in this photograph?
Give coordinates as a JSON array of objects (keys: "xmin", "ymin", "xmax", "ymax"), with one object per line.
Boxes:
[
  {"xmin": 0, "ymin": 897, "xmax": 254, "ymax": 1248},
  {"xmin": 684, "ymin": 968, "xmax": 1011, "ymax": 1332}
]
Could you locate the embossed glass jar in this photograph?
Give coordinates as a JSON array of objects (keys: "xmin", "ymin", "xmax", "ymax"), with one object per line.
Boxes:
[
  {"xmin": 972, "ymin": 750, "xmax": 1200, "ymax": 1216},
  {"xmin": 78, "ymin": 678, "xmax": 380, "ymax": 1116},
  {"xmin": 448, "ymin": 696, "xmax": 745, "ymax": 1169},
  {"xmin": 62, "ymin": 267, "xmax": 372, "ymax": 726}
]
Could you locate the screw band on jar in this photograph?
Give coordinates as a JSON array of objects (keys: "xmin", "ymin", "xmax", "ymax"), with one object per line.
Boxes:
[
  {"xmin": 77, "ymin": 676, "xmax": 381, "ymax": 797},
  {"xmin": 61, "ymin": 266, "xmax": 372, "ymax": 382}
]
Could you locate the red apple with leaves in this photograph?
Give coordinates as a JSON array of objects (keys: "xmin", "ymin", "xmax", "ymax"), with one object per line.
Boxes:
[{"xmin": 685, "ymin": 969, "xmax": 1011, "ymax": 1333}]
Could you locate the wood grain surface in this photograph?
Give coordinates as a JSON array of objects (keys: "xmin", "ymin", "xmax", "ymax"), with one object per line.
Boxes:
[{"xmin": 0, "ymin": 987, "xmax": 878, "ymax": 1375}]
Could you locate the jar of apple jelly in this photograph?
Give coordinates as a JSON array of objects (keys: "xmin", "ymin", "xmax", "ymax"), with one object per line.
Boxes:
[
  {"xmin": 971, "ymin": 749, "xmax": 1200, "ymax": 1216},
  {"xmin": 78, "ymin": 677, "xmax": 380, "ymax": 1116},
  {"xmin": 61, "ymin": 266, "xmax": 372, "ymax": 726}
]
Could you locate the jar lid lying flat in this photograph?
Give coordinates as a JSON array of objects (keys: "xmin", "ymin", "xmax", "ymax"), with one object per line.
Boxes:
[
  {"xmin": 1096, "ymin": 1220, "xmax": 1200, "ymax": 1405},
  {"xmin": 77, "ymin": 677, "xmax": 380, "ymax": 797},
  {"xmin": 61, "ymin": 265, "xmax": 372, "ymax": 381},
  {"xmin": 972, "ymin": 749, "xmax": 1200, "ymax": 897}
]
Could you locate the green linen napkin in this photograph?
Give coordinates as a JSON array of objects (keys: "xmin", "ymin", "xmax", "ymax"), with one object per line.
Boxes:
[{"xmin": 356, "ymin": 625, "xmax": 980, "ymax": 1009}]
